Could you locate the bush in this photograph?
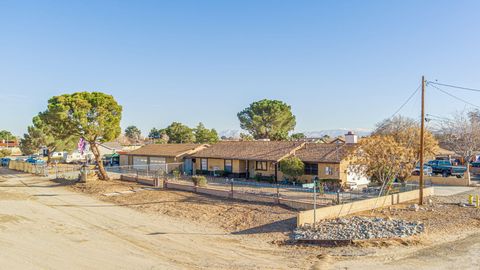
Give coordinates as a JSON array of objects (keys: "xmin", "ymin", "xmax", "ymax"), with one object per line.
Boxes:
[
  {"xmin": 0, "ymin": 149, "xmax": 12, "ymax": 158},
  {"xmin": 255, "ymin": 174, "xmax": 275, "ymax": 183},
  {"xmin": 195, "ymin": 169, "xmax": 209, "ymax": 175},
  {"xmin": 213, "ymin": 170, "xmax": 225, "ymax": 177},
  {"xmin": 192, "ymin": 175, "xmax": 207, "ymax": 187},
  {"xmin": 172, "ymin": 169, "xmax": 180, "ymax": 179},
  {"xmin": 279, "ymin": 156, "xmax": 304, "ymax": 181}
]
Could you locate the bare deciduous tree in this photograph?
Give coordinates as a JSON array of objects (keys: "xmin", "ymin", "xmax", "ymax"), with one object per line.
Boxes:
[
  {"xmin": 374, "ymin": 116, "xmax": 438, "ymax": 163},
  {"xmin": 438, "ymin": 110, "xmax": 480, "ymax": 183},
  {"xmin": 349, "ymin": 135, "xmax": 415, "ymax": 185}
]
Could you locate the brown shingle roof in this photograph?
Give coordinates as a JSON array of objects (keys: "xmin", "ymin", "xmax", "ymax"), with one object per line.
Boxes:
[
  {"xmin": 295, "ymin": 143, "xmax": 356, "ymax": 163},
  {"xmin": 191, "ymin": 141, "xmax": 305, "ymax": 162},
  {"xmin": 127, "ymin": 144, "xmax": 207, "ymax": 158}
]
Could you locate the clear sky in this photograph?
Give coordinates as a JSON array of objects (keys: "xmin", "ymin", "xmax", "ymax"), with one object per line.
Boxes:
[{"xmin": 1, "ymin": 0, "xmax": 480, "ymax": 137}]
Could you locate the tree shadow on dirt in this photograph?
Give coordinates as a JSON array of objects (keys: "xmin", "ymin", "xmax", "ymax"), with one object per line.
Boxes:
[
  {"xmin": 231, "ymin": 217, "xmax": 296, "ymax": 235},
  {"xmin": 47, "ymin": 200, "xmax": 186, "ymax": 207}
]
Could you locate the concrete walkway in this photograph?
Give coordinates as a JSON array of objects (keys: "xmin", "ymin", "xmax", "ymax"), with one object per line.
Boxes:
[{"xmin": 433, "ymin": 186, "xmax": 474, "ymax": 196}]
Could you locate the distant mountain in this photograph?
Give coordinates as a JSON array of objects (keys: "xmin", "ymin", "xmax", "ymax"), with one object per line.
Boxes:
[{"xmin": 219, "ymin": 128, "xmax": 371, "ymax": 139}]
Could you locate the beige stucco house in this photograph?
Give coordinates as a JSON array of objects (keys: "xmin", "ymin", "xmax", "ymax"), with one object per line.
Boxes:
[
  {"xmin": 190, "ymin": 141, "xmax": 305, "ymax": 181},
  {"xmin": 189, "ymin": 137, "xmax": 365, "ymax": 186},
  {"xmin": 121, "ymin": 144, "xmax": 208, "ymax": 174}
]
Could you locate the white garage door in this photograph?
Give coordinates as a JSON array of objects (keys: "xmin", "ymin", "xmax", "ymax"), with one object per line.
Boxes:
[
  {"xmin": 150, "ymin": 157, "xmax": 166, "ymax": 171},
  {"xmin": 133, "ymin": 156, "xmax": 148, "ymax": 169}
]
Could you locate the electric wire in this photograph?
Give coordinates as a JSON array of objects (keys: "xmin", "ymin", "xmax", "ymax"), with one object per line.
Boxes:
[
  {"xmin": 427, "ymin": 81, "xmax": 480, "ymax": 93},
  {"xmin": 428, "ymin": 83, "xmax": 480, "ymax": 109}
]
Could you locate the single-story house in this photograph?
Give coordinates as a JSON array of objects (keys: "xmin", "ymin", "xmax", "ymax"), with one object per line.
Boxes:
[
  {"xmin": 190, "ymin": 132, "xmax": 367, "ymax": 186},
  {"xmin": 121, "ymin": 144, "xmax": 208, "ymax": 174},
  {"xmin": 293, "ymin": 143, "xmax": 368, "ymax": 186},
  {"xmin": 190, "ymin": 141, "xmax": 306, "ymax": 181}
]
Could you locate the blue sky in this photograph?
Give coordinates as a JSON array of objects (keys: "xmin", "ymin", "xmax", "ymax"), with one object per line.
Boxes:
[{"xmin": 1, "ymin": 0, "xmax": 480, "ymax": 136}]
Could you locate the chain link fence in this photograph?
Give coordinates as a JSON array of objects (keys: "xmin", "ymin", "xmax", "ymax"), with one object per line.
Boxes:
[{"xmin": 6, "ymin": 161, "xmax": 430, "ymax": 207}]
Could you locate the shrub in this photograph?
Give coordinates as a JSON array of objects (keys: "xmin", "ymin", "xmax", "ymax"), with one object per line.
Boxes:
[
  {"xmin": 195, "ymin": 169, "xmax": 208, "ymax": 175},
  {"xmin": 192, "ymin": 175, "xmax": 207, "ymax": 187},
  {"xmin": 213, "ymin": 170, "xmax": 225, "ymax": 177},
  {"xmin": 0, "ymin": 149, "xmax": 12, "ymax": 158},
  {"xmin": 255, "ymin": 174, "xmax": 275, "ymax": 183},
  {"xmin": 279, "ymin": 156, "xmax": 304, "ymax": 181},
  {"xmin": 172, "ymin": 169, "xmax": 180, "ymax": 179}
]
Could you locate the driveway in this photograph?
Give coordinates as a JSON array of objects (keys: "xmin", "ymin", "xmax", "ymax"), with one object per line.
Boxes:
[
  {"xmin": 433, "ymin": 186, "xmax": 474, "ymax": 196},
  {"xmin": 0, "ymin": 168, "xmax": 307, "ymax": 270}
]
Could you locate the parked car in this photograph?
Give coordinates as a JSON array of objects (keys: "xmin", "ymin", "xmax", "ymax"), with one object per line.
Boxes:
[
  {"xmin": 25, "ymin": 157, "xmax": 45, "ymax": 164},
  {"xmin": 1, "ymin": 157, "xmax": 11, "ymax": 167},
  {"xmin": 346, "ymin": 181, "xmax": 360, "ymax": 190},
  {"xmin": 471, "ymin": 161, "xmax": 480, "ymax": 168},
  {"xmin": 426, "ymin": 160, "xmax": 467, "ymax": 178},
  {"xmin": 412, "ymin": 164, "xmax": 433, "ymax": 176}
]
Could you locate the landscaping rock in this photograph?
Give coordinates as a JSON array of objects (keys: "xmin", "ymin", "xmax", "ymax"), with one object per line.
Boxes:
[
  {"xmin": 293, "ymin": 216, "xmax": 424, "ymax": 241},
  {"xmin": 409, "ymin": 204, "xmax": 420, "ymax": 212}
]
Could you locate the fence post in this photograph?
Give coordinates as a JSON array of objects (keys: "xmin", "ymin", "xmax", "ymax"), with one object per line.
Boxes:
[
  {"xmin": 313, "ymin": 179, "xmax": 317, "ymax": 228},
  {"xmin": 230, "ymin": 180, "xmax": 234, "ymax": 198},
  {"xmin": 276, "ymin": 182, "xmax": 280, "ymax": 204},
  {"xmin": 55, "ymin": 163, "xmax": 58, "ymax": 179}
]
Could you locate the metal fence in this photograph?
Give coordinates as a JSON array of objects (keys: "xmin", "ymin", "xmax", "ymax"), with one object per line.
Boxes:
[
  {"xmin": 104, "ymin": 164, "xmax": 184, "ymax": 179},
  {"xmin": 163, "ymin": 175, "xmax": 428, "ymax": 205},
  {"xmin": 6, "ymin": 160, "xmax": 83, "ymax": 180},
  {"xmin": 104, "ymin": 164, "xmax": 432, "ymax": 206},
  {"xmin": 7, "ymin": 161, "xmax": 429, "ymax": 207}
]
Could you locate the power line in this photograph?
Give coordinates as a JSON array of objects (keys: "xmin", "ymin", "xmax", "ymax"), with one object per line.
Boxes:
[
  {"xmin": 425, "ymin": 113, "xmax": 450, "ymax": 121},
  {"xmin": 374, "ymin": 84, "xmax": 421, "ymax": 131},
  {"xmin": 389, "ymin": 84, "xmax": 421, "ymax": 119},
  {"xmin": 428, "ymin": 83, "xmax": 480, "ymax": 109},
  {"xmin": 427, "ymin": 81, "xmax": 480, "ymax": 93}
]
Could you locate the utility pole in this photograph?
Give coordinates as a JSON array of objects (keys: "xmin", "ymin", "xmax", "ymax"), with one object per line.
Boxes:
[{"xmin": 419, "ymin": 76, "xmax": 426, "ymax": 205}]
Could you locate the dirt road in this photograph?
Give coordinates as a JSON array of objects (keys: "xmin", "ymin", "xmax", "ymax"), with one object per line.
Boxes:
[
  {"xmin": 0, "ymin": 168, "xmax": 311, "ymax": 270},
  {"xmin": 3, "ymin": 167, "xmax": 480, "ymax": 270}
]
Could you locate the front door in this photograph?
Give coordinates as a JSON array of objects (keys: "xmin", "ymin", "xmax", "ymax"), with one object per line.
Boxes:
[
  {"xmin": 248, "ymin": 160, "xmax": 255, "ymax": 179},
  {"xmin": 184, "ymin": 158, "xmax": 193, "ymax": 175}
]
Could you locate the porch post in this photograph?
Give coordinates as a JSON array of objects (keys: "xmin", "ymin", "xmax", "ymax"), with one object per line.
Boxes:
[{"xmin": 274, "ymin": 162, "xmax": 278, "ymax": 182}]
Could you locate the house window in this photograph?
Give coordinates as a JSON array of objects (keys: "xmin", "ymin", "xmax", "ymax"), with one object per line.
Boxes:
[
  {"xmin": 225, "ymin": 160, "xmax": 233, "ymax": 173},
  {"xmin": 304, "ymin": 163, "xmax": 318, "ymax": 175},
  {"xmin": 325, "ymin": 166, "xmax": 333, "ymax": 175},
  {"xmin": 256, "ymin": 161, "xmax": 268, "ymax": 171},
  {"xmin": 201, "ymin": 159, "xmax": 208, "ymax": 171}
]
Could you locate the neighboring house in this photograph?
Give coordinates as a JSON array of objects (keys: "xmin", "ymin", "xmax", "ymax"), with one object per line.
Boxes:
[
  {"xmin": 97, "ymin": 141, "xmax": 124, "ymax": 156},
  {"xmin": 0, "ymin": 140, "xmax": 19, "ymax": 148},
  {"xmin": 122, "ymin": 144, "xmax": 208, "ymax": 174},
  {"xmin": 329, "ymin": 137, "xmax": 346, "ymax": 144},
  {"xmin": 0, "ymin": 140, "xmax": 21, "ymax": 155},
  {"xmin": 190, "ymin": 141, "xmax": 305, "ymax": 180}
]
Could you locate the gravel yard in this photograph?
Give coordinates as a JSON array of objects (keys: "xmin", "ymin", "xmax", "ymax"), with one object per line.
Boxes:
[
  {"xmin": 294, "ymin": 216, "xmax": 424, "ymax": 241},
  {"xmin": 355, "ymin": 187, "xmax": 480, "ymax": 236}
]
